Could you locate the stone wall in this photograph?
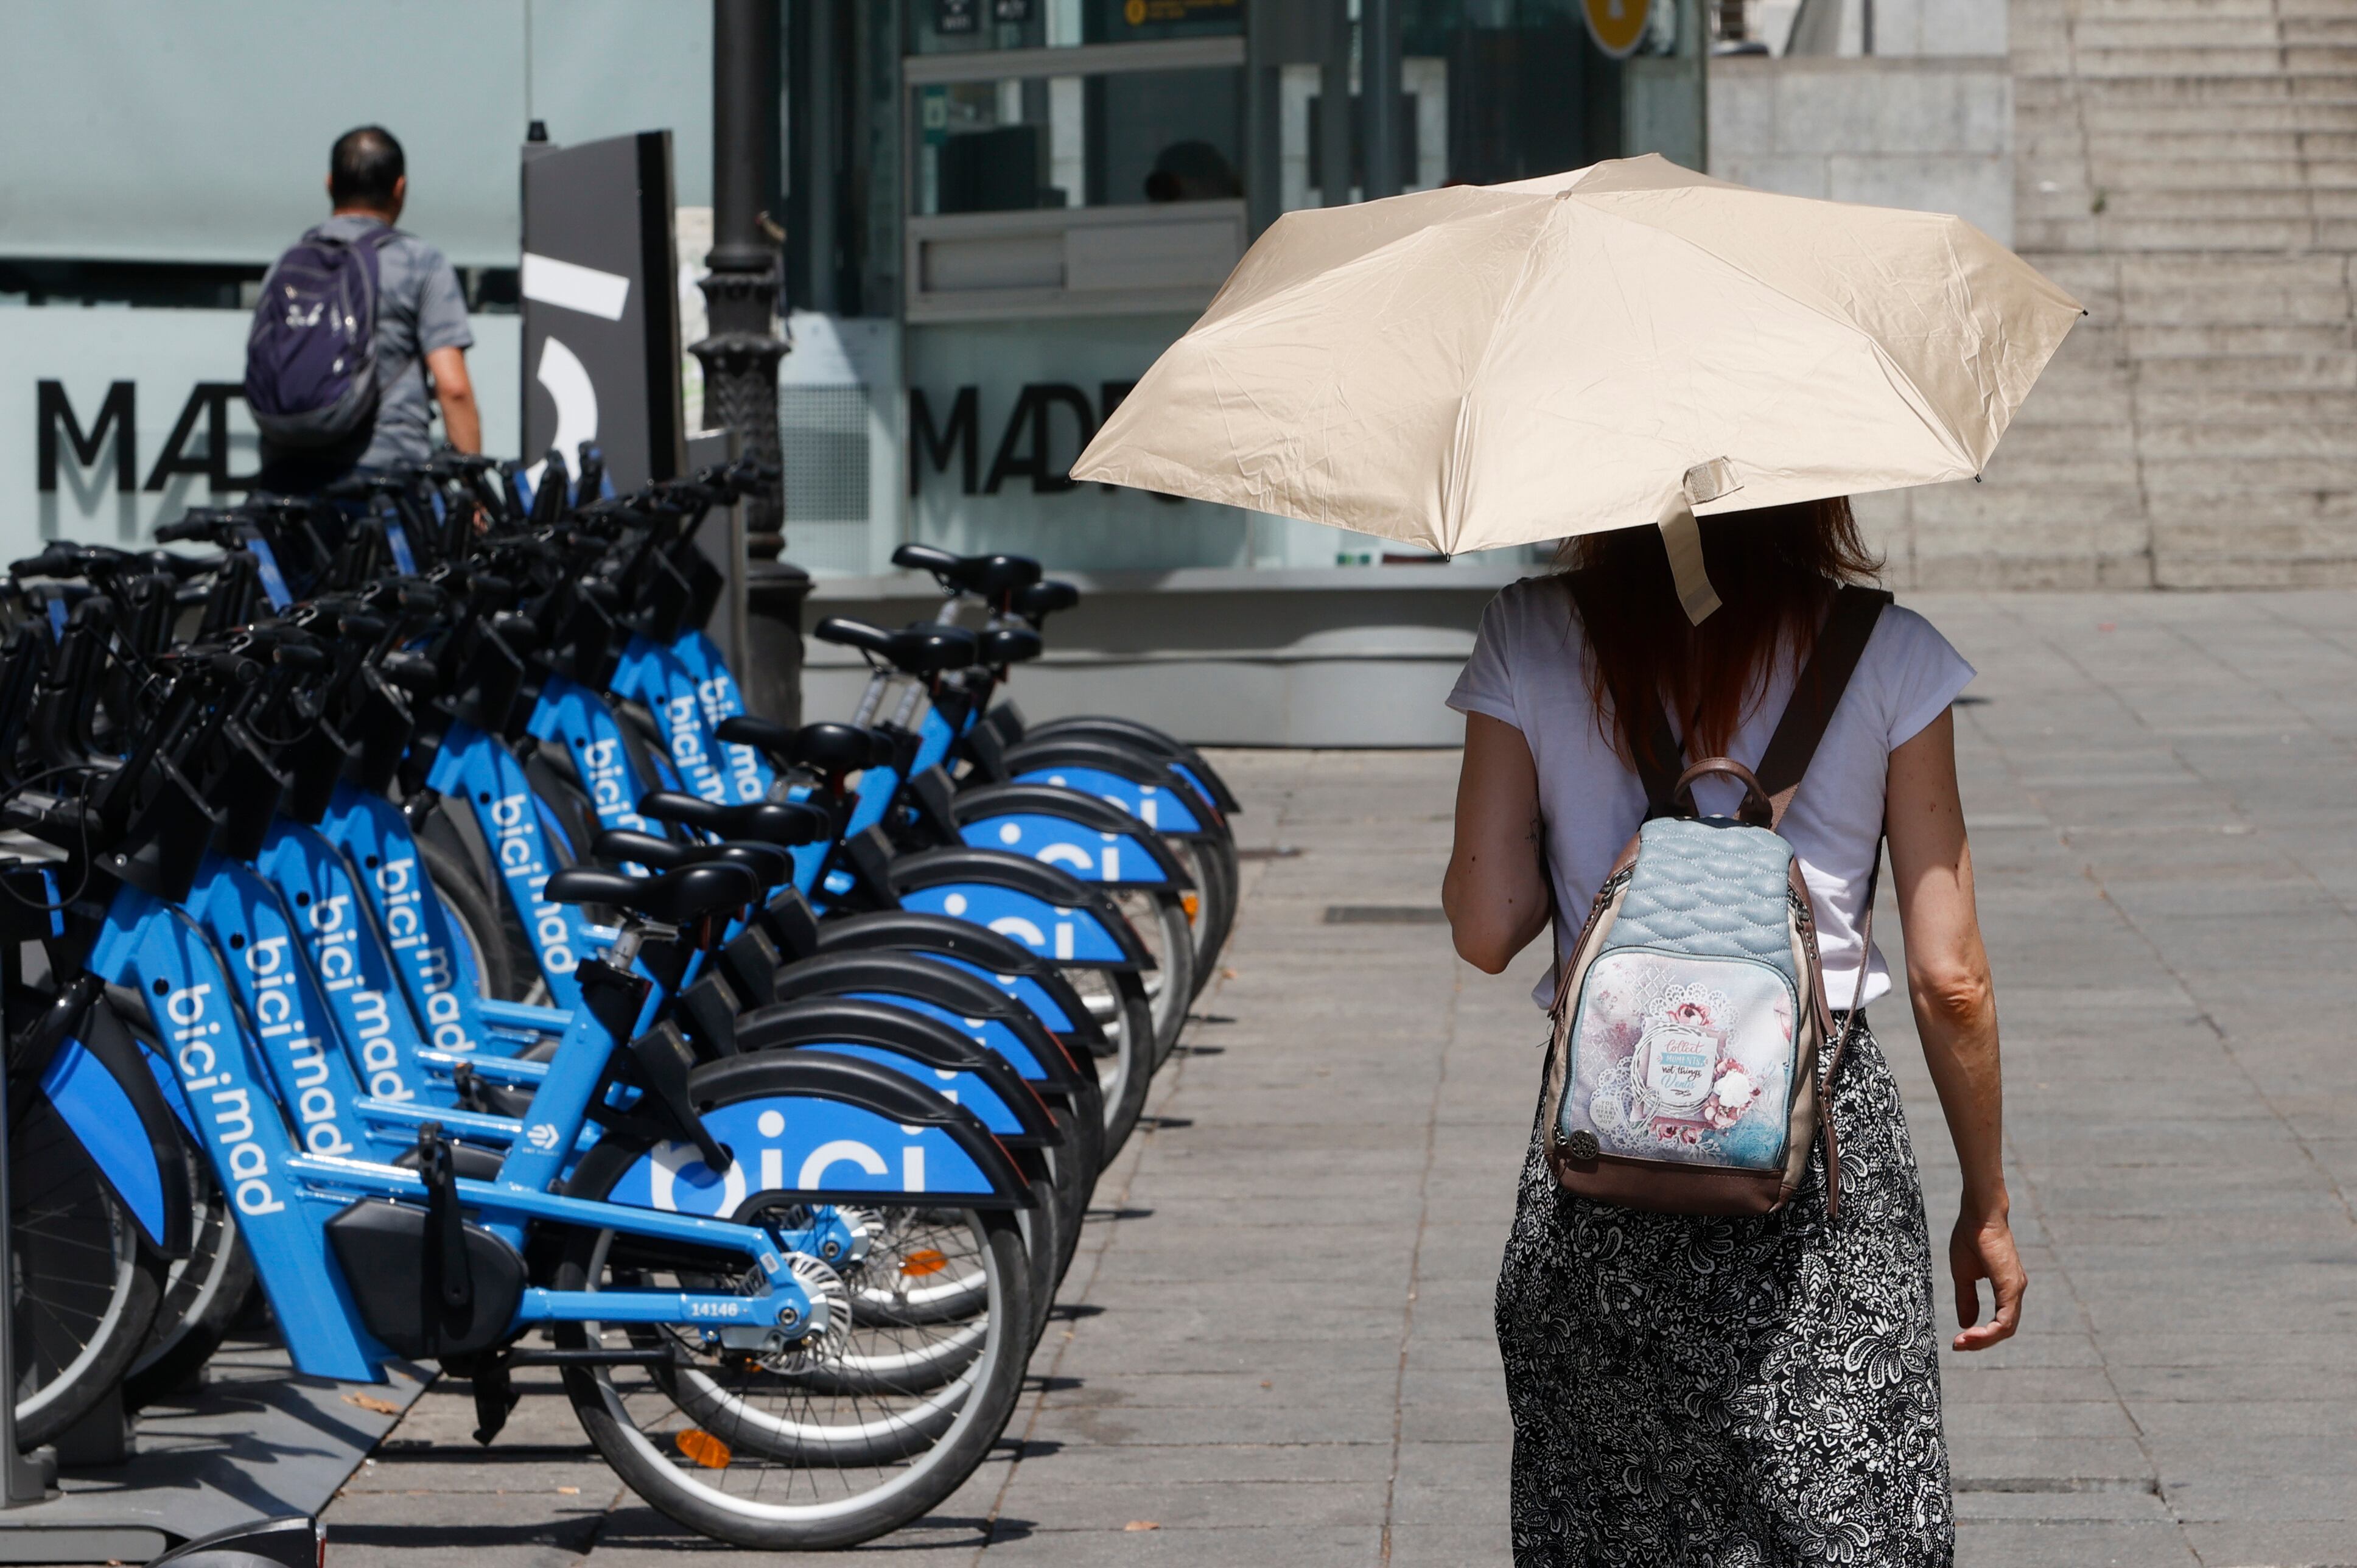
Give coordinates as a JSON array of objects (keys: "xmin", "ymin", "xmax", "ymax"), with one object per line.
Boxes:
[{"xmin": 1707, "ymin": 55, "xmax": 2014, "ymax": 246}]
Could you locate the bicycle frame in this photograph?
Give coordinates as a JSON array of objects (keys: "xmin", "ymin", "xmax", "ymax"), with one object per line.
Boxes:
[{"xmin": 86, "ymin": 877, "xmax": 1017, "ymax": 1385}]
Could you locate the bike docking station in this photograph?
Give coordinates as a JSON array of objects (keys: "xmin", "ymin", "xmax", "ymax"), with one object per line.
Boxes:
[{"xmin": 0, "ymin": 1055, "xmax": 430, "ymax": 1563}]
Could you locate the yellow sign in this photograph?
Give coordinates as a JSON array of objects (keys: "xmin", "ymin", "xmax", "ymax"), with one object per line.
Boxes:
[{"xmin": 1582, "ymin": 0, "xmax": 1651, "ymax": 58}]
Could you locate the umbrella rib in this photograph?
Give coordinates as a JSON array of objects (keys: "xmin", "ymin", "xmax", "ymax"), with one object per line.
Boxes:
[{"xmin": 1437, "ymin": 206, "xmax": 1567, "ymax": 555}]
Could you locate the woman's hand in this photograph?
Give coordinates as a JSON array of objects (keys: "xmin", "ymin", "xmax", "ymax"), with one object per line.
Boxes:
[
  {"xmin": 1889, "ymin": 710, "xmax": 2025, "ymax": 1349},
  {"xmin": 1949, "ymin": 1202, "xmax": 2026, "ymax": 1351}
]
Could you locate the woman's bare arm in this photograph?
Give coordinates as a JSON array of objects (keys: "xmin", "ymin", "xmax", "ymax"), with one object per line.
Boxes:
[
  {"xmin": 1442, "ymin": 712, "xmax": 1552, "ymax": 973},
  {"xmin": 1886, "ymin": 708, "xmax": 2024, "ymax": 1351}
]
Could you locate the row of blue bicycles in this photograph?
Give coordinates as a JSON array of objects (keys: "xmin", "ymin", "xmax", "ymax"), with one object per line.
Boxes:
[{"xmin": 0, "ymin": 447, "xmax": 1237, "ymax": 1547}]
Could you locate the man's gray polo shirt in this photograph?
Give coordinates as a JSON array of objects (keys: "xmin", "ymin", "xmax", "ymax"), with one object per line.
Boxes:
[{"xmin": 304, "ymin": 213, "xmax": 474, "ymax": 469}]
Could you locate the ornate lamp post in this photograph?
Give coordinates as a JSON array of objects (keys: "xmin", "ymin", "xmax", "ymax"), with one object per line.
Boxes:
[{"xmin": 692, "ymin": 0, "xmax": 808, "ymax": 725}]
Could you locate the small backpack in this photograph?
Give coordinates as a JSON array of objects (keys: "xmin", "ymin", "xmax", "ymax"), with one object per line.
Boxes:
[
  {"xmin": 1542, "ymin": 580, "xmax": 1891, "ymax": 1219},
  {"xmin": 243, "ymin": 225, "xmax": 395, "ymax": 447}
]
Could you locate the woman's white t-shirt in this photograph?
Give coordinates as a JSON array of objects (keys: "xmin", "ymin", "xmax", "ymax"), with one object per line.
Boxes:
[{"xmin": 1447, "ymin": 577, "xmax": 1975, "ymax": 1011}]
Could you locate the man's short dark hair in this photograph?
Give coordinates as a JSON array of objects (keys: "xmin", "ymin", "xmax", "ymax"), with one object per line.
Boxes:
[{"xmin": 330, "ymin": 126, "xmax": 405, "ymax": 208}]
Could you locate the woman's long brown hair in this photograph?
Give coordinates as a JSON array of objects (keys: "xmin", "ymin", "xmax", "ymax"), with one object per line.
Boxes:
[{"xmin": 1558, "ymin": 497, "xmax": 1882, "ymax": 772}]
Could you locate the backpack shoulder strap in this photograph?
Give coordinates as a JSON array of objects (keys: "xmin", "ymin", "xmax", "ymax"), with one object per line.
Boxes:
[
  {"xmin": 1754, "ymin": 584, "xmax": 1893, "ymax": 829},
  {"xmin": 1560, "ymin": 571, "xmax": 1684, "ymax": 816}
]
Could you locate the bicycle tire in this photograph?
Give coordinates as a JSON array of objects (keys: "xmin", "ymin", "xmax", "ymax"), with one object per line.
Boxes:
[
  {"xmin": 1072, "ymin": 970, "xmax": 1154, "ymax": 1158},
  {"xmin": 416, "ymin": 833, "xmax": 522, "ymax": 1002},
  {"xmin": 122, "ymin": 1147, "xmax": 254, "ymax": 1410},
  {"xmin": 555, "ymin": 1130, "xmax": 1034, "ymax": 1549},
  {"xmin": 11, "ymin": 1099, "xmax": 166, "ymax": 1447}
]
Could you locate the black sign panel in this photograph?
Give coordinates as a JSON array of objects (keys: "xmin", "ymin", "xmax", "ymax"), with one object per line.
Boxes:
[{"xmin": 521, "ymin": 131, "xmax": 684, "ymax": 491}]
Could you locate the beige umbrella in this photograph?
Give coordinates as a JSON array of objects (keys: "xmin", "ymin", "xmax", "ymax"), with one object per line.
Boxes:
[{"xmin": 1070, "ymin": 155, "xmax": 2082, "ymax": 620}]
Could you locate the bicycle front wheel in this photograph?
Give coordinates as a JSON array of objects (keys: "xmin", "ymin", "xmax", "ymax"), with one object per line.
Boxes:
[
  {"xmin": 12, "ymin": 1099, "xmax": 166, "ymax": 1446},
  {"xmin": 552, "ymin": 1203, "xmax": 1032, "ymax": 1550}
]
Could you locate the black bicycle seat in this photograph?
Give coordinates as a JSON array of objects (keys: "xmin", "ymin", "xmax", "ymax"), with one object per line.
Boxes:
[
  {"xmin": 1015, "ymin": 580, "xmax": 1079, "ymax": 620},
  {"xmin": 593, "ymin": 830, "xmax": 796, "ymax": 887},
  {"xmin": 891, "ymin": 544, "xmax": 1044, "ymax": 603},
  {"xmin": 975, "ymin": 628, "xmax": 1043, "ymax": 666},
  {"xmin": 713, "ymin": 716, "xmax": 880, "ymax": 774},
  {"xmin": 542, "ymin": 861, "xmax": 757, "ymax": 925},
  {"xmin": 813, "ymin": 618, "xmax": 978, "ymax": 676},
  {"xmin": 636, "ymin": 791, "xmax": 831, "ymax": 846}
]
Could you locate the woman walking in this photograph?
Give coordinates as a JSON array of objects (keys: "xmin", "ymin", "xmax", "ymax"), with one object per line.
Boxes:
[{"xmin": 1441, "ymin": 501, "xmax": 2023, "ymax": 1568}]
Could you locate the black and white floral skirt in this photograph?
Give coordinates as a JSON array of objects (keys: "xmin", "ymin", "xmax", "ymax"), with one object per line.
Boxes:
[{"xmin": 1495, "ymin": 1018, "xmax": 1952, "ymax": 1567}]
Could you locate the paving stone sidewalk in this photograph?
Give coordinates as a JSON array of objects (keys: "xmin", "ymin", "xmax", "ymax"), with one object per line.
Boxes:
[{"xmin": 322, "ymin": 589, "xmax": 2357, "ymax": 1568}]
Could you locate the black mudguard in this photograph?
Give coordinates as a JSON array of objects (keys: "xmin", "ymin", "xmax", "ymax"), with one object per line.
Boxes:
[
  {"xmin": 811, "ymin": 910, "xmax": 1110, "ymax": 1057},
  {"xmin": 731, "ymin": 997, "xmax": 1059, "ymax": 1147},
  {"xmin": 883, "ymin": 846, "xmax": 1155, "ymax": 968},
  {"xmin": 947, "ymin": 783, "xmax": 1194, "ymax": 887},
  {"xmin": 567, "ymin": 1049, "xmax": 1035, "ymax": 1208},
  {"xmin": 994, "ymin": 736, "xmax": 1224, "ymax": 836},
  {"xmin": 769, "ymin": 950, "xmax": 1086, "ymax": 1093},
  {"xmin": 1016, "ymin": 712, "xmax": 1243, "ymax": 816}
]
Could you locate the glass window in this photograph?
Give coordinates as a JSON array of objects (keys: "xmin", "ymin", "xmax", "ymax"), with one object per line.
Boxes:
[
  {"xmin": 908, "ymin": 0, "xmax": 1241, "ymax": 56},
  {"xmin": 912, "ymin": 67, "xmax": 1243, "ymax": 215}
]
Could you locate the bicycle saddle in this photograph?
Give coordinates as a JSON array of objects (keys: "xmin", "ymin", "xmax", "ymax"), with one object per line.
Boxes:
[
  {"xmin": 636, "ymin": 791, "xmax": 831, "ymax": 845},
  {"xmin": 1014, "ymin": 579, "xmax": 1079, "ymax": 620},
  {"xmin": 713, "ymin": 716, "xmax": 884, "ymax": 772},
  {"xmin": 542, "ymin": 861, "xmax": 757, "ymax": 925},
  {"xmin": 813, "ymin": 618, "xmax": 978, "ymax": 676},
  {"xmin": 592, "ymin": 830, "xmax": 794, "ymax": 887},
  {"xmin": 975, "ymin": 628, "xmax": 1043, "ymax": 666},
  {"xmin": 891, "ymin": 544, "xmax": 1044, "ymax": 603}
]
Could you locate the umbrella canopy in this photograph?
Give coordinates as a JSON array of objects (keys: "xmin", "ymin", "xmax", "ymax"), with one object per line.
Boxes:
[{"xmin": 1071, "ymin": 156, "xmax": 2082, "ymax": 614}]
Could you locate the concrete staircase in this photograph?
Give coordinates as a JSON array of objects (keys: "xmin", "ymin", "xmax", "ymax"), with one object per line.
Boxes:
[{"xmin": 1871, "ymin": 0, "xmax": 2357, "ymax": 588}]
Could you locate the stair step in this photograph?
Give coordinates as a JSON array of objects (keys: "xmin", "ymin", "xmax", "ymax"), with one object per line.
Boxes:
[
  {"xmin": 2139, "ymin": 421, "xmax": 2357, "ymax": 457},
  {"xmin": 2137, "ymin": 388, "xmax": 2357, "ymax": 421},
  {"xmin": 2067, "ymin": 47, "xmax": 2357, "ymax": 77},
  {"xmin": 2017, "ymin": 94, "xmax": 2357, "ymax": 133},
  {"xmin": 2070, "ymin": 131, "xmax": 2357, "ymax": 161},
  {"xmin": 2071, "ymin": 18, "xmax": 2286, "ymax": 49},
  {"xmin": 2016, "ymin": 215, "xmax": 2326, "ymax": 251},
  {"xmin": 2123, "ymin": 322, "xmax": 2357, "ymax": 356},
  {"xmin": 2143, "ymin": 453, "xmax": 2356, "ymax": 489},
  {"xmin": 2285, "ymin": 19, "xmax": 2357, "ymax": 46},
  {"xmin": 2074, "ymin": 156, "xmax": 2357, "ymax": 186},
  {"xmin": 2132, "ymin": 354, "xmax": 2357, "ymax": 391},
  {"xmin": 2072, "ymin": 189, "xmax": 2318, "ymax": 220},
  {"xmin": 2117, "ymin": 251, "xmax": 2353, "ymax": 297},
  {"xmin": 2021, "ymin": 72, "xmax": 2357, "ymax": 100},
  {"xmin": 2057, "ymin": 0, "xmax": 2274, "ymax": 18}
]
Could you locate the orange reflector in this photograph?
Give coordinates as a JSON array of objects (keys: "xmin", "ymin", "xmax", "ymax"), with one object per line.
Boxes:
[
  {"xmin": 1181, "ymin": 892, "xmax": 1200, "ymax": 922},
  {"xmin": 900, "ymin": 1248, "xmax": 950, "ymax": 1278},
  {"xmin": 676, "ymin": 1429, "xmax": 732, "ymax": 1469}
]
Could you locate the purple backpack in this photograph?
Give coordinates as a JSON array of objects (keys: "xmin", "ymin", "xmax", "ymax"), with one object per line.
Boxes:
[{"xmin": 243, "ymin": 225, "xmax": 393, "ymax": 447}]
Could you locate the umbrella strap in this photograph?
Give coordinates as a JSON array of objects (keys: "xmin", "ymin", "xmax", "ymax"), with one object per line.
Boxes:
[{"xmin": 1658, "ymin": 499, "xmax": 1722, "ymax": 626}]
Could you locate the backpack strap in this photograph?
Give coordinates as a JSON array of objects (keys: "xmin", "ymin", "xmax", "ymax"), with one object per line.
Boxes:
[
  {"xmin": 1753, "ymin": 582, "xmax": 1892, "ymax": 1222},
  {"xmin": 1753, "ymin": 584, "xmax": 1893, "ymax": 830},
  {"xmin": 1561, "ymin": 572, "xmax": 1685, "ymax": 815}
]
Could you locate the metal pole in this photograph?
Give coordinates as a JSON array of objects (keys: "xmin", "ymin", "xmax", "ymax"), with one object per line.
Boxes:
[
  {"xmin": 691, "ymin": 0, "xmax": 809, "ymax": 726},
  {"xmin": 0, "ymin": 1043, "xmax": 57, "ymax": 1506},
  {"xmin": 1316, "ymin": 0, "xmax": 1353, "ymax": 206},
  {"xmin": 1360, "ymin": 0, "xmax": 1401, "ymax": 200}
]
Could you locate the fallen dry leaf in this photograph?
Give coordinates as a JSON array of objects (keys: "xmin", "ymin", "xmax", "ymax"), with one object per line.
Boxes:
[
  {"xmin": 1220, "ymin": 967, "xmax": 1238, "ymax": 980},
  {"xmin": 344, "ymin": 1393, "xmax": 401, "ymax": 1415},
  {"xmin": 1124, "ymin": 1521, "xmax": 1160, "ymax": 1532}
]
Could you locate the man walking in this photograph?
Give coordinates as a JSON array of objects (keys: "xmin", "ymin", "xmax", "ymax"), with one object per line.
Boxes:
[{"xmin": 250, "ymin": 125, "xmax": 480, "ymax": 492}]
